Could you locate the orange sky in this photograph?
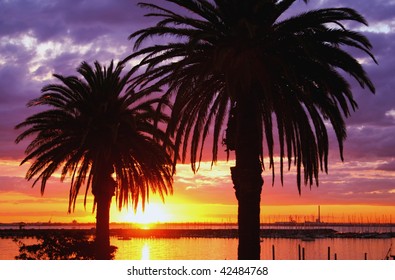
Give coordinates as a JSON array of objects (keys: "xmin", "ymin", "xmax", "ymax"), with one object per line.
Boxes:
[{"xmin": 1, "ymin": 158, "xmax": 394, "ymax": 224}]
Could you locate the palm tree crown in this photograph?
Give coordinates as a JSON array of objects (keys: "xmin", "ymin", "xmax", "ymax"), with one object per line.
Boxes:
[
  {"xmin": 126, "ymin": 0, "xmax": 376, "ymax": 191},
  {"xmin": 15, "ymin": 60, "xmax": 174, "ymax": 212},
  {"xmin": 126, "ymin": 0, "xmax": 376, "ymax": 260}
]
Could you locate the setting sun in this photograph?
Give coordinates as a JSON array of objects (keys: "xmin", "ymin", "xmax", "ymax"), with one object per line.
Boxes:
[{"xmin": 116, "ymin": 203, "xmax": 173, "ymax": 225}]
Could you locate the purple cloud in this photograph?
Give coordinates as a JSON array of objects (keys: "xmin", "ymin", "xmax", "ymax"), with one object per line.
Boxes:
[{"xmin": 377, "ymin": 160, "xmax": 395, "ymax": 172}]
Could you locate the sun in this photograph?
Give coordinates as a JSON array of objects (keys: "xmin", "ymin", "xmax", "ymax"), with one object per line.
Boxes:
[{"xmin": 115, "ymin": 202, "xmax": 173, "ymax": 226}]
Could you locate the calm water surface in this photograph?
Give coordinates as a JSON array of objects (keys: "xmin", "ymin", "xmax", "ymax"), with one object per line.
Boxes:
[
  {"xmin": 1, "ymin": 237, "xmax": 393, "ymax": 260},
  {"xmin": 113, "ymin": 237, "xmax": 394, "ymax": 260},
  {"xmin": 4, "ymin": 237, "xmax": 390, "ymax": 260}
]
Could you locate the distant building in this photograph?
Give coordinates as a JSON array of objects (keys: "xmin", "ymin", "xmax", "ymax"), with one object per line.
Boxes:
[
  {"xmin": 18, "ymin": 222, "xmax": 26, "ymax": 230},
  {"xmin": 316, "ymin": 205, "xmax": 321, "ymax": 223}
]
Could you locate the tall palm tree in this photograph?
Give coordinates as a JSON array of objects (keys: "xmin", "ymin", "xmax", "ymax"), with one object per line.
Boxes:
[
  {"xmin": 125, "ymin": 0, "xmax": 376, "ymax": 259},
  {"xmin": 15, "ymin": 61, "xmax": 174, "ymax": 259}
]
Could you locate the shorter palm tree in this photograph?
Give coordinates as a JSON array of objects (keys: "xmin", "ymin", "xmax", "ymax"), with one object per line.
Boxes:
[{"xmin": 15, "ymin": 61, "xmax": 174, "ymax": 259}]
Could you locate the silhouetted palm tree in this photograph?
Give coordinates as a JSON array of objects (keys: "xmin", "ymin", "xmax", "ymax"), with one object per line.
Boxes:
[
  {"xmin": 15, "ymin": 61, "xmax": 174, "ymax": 259},
  {"xmin": 125, "ymin": 0, "xmax": 376, "ymax": 259}
]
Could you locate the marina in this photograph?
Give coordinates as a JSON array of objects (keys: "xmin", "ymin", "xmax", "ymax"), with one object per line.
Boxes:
[{"xmin": 1, "ymin": 223, "xmax": 394, "ymax": 260}]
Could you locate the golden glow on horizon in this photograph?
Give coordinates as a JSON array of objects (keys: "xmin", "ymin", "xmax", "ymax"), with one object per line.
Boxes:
[
  {"xmin": 115, "ymin": 202, "xmax": 173, "ymax": 225},
  {"xmin": 1, "ymin": 159, "xmax": 395, "ymax": 224}
]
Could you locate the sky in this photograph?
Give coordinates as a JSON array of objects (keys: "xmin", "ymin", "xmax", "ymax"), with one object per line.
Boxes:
[{"xmin": 0, "ymin": 0, "xmax": 394, "ymax": 224}]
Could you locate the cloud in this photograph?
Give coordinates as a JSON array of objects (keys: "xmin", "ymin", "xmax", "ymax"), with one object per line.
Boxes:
[
  {"xmin": 0, "ymin": 0, "xmax": 151, "ymax": 159},
  {"xmin": 173, "ymin": 162, "xmax": 235, "ymax": 204},
  {"xmin": 343, "ymin": 125, "xmax": 395, "ymax": 159},
  {"xmin": 0, "ymin": 0, "xmax": 144, "ymax": 40},
  {"xmin": 376, "ymin": 160, "xmax": 395, "ymax": 171}
]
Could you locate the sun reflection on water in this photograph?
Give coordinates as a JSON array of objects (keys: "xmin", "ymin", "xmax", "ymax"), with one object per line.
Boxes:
[{"xmin": 141, "ymin": 243, "xmax": 150, "ymax": 260}]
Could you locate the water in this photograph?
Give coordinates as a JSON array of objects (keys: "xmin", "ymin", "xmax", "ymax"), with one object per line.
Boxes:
[
  {"xmin": 1, "ymin": 224, "xmax": 394, "ymax": 260},
  {"xmin": 113, "ymin": 237, "xmax": 394, "ymax": 260},
  {"xmin": 0, "ymin": 237, "xmax": 37, "ymax": 260},
  {"xmin": 1, "ymin": 237, "xmax": 393, "ymax": 260}
]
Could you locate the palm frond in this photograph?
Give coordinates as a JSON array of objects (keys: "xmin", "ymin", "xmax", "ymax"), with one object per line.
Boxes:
[
  {"xmin": 16, "ymin": 60, "xmax": 174, "ymax": 212},
  {"xmin": 127, "ymin": 0, "xmax": 376, "ymax": 191}
]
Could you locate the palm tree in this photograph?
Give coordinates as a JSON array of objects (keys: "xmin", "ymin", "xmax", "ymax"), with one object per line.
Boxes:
[
  {"xmin": 125, "ymin": 0, "xmax": 376, "ymax": 259},
  {"xmin": 15, "ymin": 61, "xmax": 174, "ymax": 259}
]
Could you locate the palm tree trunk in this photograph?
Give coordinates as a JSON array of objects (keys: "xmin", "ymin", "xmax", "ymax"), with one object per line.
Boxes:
[
  {"xmin": 232, "ymin": 94, "xmax": 263, "ymax": 260},
  {"xmin": 93, "ymin": 165, "xmax": 116, "ymax": 260},
  {"xmin": 94, "ymin": 192, "xmax": 112, "ymax": 260}
]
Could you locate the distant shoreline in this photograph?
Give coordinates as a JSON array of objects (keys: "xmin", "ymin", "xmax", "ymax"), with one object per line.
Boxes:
[
  {"xmin": 1, "ymin": 228, "xmax": 395, "ymax": 240},
  {"xmin": 2, "ymin": 221, "xmax": 395, "ymax": 227}
]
